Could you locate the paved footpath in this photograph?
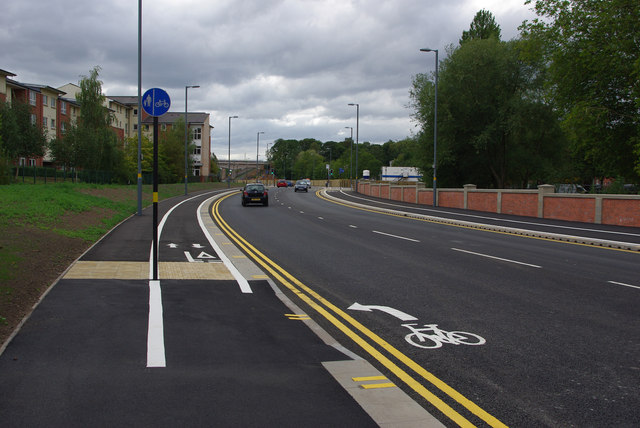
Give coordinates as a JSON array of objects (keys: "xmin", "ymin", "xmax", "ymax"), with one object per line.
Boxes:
[{"xmin": 0, "ymin": 190, "xmax": 441, "ymax": 427}]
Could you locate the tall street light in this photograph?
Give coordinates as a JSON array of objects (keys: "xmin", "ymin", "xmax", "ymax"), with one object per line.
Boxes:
[
  {"xmin": 344, "ymin": 126, "xmax": 353, "ymax": 187},
  {"xmin": 420, "ymin": 48, "xmax": 438, "ymax": 207},
  {"xmin": 348, "ymin": 103, "xmax": 359, "ymax": 191},
  {"xmin": 184, "ymin": 85, "xmax": 199, "ymax": 195},
  {"xmin": 228, "ymin": 115, "xmax": 238, "ymax": 188},
  {"xmin": 256, "ymin": 132, "xmax": 264, "ymax": 181}
]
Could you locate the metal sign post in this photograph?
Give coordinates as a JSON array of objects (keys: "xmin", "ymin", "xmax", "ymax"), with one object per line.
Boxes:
[{"xmin": 142, "ymin": 88, "xmax": 171, "ymax": 280}]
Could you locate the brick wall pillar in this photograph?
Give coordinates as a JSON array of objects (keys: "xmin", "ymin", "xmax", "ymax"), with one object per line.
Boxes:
[
  {"xmin": 537, "ymin": 184, "xmax": 555, "ymax": 218},
  {"xmin": 463, "ymin": 184, "xmax": 476, "ymax": 209}
]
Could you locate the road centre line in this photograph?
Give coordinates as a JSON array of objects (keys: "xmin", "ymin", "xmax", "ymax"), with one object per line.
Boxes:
[
  {"xmin": 451, "ymin": 248, "xmax": 542, "ymax": 268},
  {"xmin": 211, "ymin": 193, "xmax": 506, "ymax": 428},
  {"xmin": 372, "ymin": 230, "xmax": 420, "ymax": 242},
  {"xmin": 608, "ymin": 280, "xmax": 640, "ymax": 290}
]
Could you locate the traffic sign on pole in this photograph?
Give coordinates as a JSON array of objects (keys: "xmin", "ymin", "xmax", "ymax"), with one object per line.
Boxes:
[
  {"xmin": 142, "ymin": 88, "xmax": 171, "ymax": 117},
  {"xmin": 141, "ymin": 87, "xmax": 170, "ymax": 280}
]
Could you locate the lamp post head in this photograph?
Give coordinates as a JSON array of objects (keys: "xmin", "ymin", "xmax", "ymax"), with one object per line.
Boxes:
[
  {"xmin": 420, "ymin": 48, "xmax": 437, "ymax": 53},
  {"xmin": 230, "ymin": 115, "xmax": 238, "ymax": 119},
  {"xmin": 348, "ymin": 103, "xmax": 358, "ymax": 106},
  {"xmin": 186, "ymin": 85, "xmax": 200, "ymax": 89}
]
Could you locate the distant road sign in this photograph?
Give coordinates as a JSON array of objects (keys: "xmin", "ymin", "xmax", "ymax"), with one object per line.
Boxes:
[{"xmin": 142, "ymin": 88, "xmax": 171, "ymax": 117}]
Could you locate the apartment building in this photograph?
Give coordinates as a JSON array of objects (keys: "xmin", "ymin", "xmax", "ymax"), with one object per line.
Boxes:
[
  {"xmin": 140, "ymin": 112, "xmax": 213, "ymax": 179},
  {"xmin": 1, "ymin": 69, "xmax": 214, "ymax": 179}
]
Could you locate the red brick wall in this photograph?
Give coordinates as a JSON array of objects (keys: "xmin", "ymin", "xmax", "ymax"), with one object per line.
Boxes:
[
  {"xmin": 602, "ymin": 199, "xmax": 640, "ymax": 227},
  {"xmin": 439, "ymin": 191, "xmax": 464, "ymax": 209},
  {"xmin": 502, "ymin": 193, "xmax": 538, "ymax": 217},
  {"xmin": 380, "ymin": 185, "xmax": 390, "ymax": 199},
  {"xmin": 468, "ymin": 193, "xmax": 497, "ymax": 213},
  {"xmin": 390, "ymin": 187, "xmax": 402, "ymax": 201},
  {"xmin": 418, "ymin": 190, "xmax": 433, "ymax": 205},
  {"xmin": 403, "ymin": 187, "xmax": 417, "ymax": 204},
  {"xmin": 544, "ymin": 197, "xmax": 595, "ymax": 223}
]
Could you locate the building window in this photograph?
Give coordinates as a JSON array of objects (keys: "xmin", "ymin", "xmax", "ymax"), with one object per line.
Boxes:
[
  {"xmin": 144, "ymin": 125, "xmax": 149, "ymax": 131},
  {"xmin": 51, "ymin": 119, "xmax": 55, "ymax": 129},
  {"xmin": 61, "ymin": 101, "xmax": 66, "ymax": 115},
  {"xmin": 133, "ymin": 109, "xmax": 137, "ymax": 115},
  {"xmin": 192, "ymin": 127, "xmax": 202, "ymax": 140},
  {"xmin": 161, "ymin": 124, "xmax": 166, "ymax": 131},
  {"xmin": 133, "ymin": 124, "xmax": 138, "ymax": 131},
  {"xmin": 29, "ymin": 158, "xmax": 36, "ymax": 167},
  {"xmin": 29, "ymin": 91, "xmax": 37, "ymax": 106},
  {"xmin": 193, "ymin": 146, "xmax": 201, "ymax": 155},
  {"xmin": 43, "ymin": 117, "xmax": 48, "ymax": 127},
  {"xmin": 51, "ymin": 98, "xmax": 55, "ymax": 108},
  {"xmin": 43, "ymin": 95, "xmax": 48, "ymax": 106},
  {"xmin": 62, "ymin": 122, "xmax": 66, "ymax": 134},
  {"xmin": 192, "ymin": 168, "xmax": 200, "ymax": 177},
  {"xmin": 19, "ymin": 157, "xmax": 26, "ymax": 166},
  {"xmin": 30, "ymin": 114, "xmax": 37, "ymax": 125}
]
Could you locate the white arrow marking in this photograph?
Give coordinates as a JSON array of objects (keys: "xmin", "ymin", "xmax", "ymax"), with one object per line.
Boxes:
[
  {"xmin": 197, "ymin": 251, "xmax": 217, "ymax": 259},
  {"xmin": 184, "ymin": 251, "xmax": 203, "ymax": 263},
  {"xmin": 348, "ymin": 303, "xmax": 418, "ymax": 321},
  {"xmin": 167, "ymin": 243, "xmax": 178, "ymax": 248},
  {"xmin": 192, "ymin": 243, "xmax": 205, "ymax": 248}
]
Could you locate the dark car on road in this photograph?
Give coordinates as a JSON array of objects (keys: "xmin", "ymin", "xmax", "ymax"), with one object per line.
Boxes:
[
  {"xmin": 241, "ymin": 183, "xmax": 268, "ymax": 206},
  {"xmin": 294, "ymin": 180, "xmax": 308, "ymax": 192}
]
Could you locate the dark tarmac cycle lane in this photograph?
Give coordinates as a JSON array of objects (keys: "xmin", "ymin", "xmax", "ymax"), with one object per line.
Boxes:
[{"xmin": 0, "ymin": 189, "xmax": 438, "ymax": 427}]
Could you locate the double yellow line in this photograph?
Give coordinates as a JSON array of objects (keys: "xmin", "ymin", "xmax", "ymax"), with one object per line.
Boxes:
[{"xmin": 212, "ymin": 193, "xmax": 507, "ymax": 428}]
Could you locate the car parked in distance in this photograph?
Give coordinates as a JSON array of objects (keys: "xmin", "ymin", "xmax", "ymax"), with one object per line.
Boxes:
[
  {"xmin": 277, "ymin": 179, "xmax": 288, "ymax": 188},
  {"xmin": 241, "ymin": 182, "xmax": 268, "ymax": 206},
  {"xmin": 294, "ymin": 180, "xmax": 308, "ymax": 192}
]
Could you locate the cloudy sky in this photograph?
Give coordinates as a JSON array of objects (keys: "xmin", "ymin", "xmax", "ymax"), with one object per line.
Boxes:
[{"xmin": 1, "ymin": 0, "xmax": 537, "ymax": 160}]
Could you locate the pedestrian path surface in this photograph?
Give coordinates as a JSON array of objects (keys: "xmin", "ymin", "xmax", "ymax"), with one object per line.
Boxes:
[{"xmin": 0, "ymin": 191, "xmax": 442, "ymax": 427}]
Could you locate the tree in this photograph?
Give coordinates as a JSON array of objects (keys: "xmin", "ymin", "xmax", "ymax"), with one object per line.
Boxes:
[
  {"xmin": 159, "ymin": 117, "xmax": 194, "ymax": 183},
  {"xmin": 52, "ymin": 66, "xmax": 122, "ymax": 176},
  {"xmin": 292, "ymin": 149, "xmax": 324, "ymax": 180},
  {"xmin": 520, "ymin": 0, "xmax": 640, "ymax": 182},
  {"xmin": 0, "ymin": 100, "xmax": 47, "ymax": 178},
  {"xmin": 460, "ymin": 9, "xmax": 501, "ymax": 44},
  {"xmin": 410, "ymin": 37, "xmax": 564, "ymax": 188}
]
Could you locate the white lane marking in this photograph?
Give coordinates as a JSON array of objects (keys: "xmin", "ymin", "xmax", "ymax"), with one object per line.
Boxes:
[
  {"xmin": 147, "ymin": 280, "xmax": 166, "ymax": 367},
  {"xmin": 608, "ymin": 281, "xmax": 640, "ymax": 290},
  {"xmin": 339, "ymin": 190, "xmax": 640, "ymax": 239},
  {"xmin": 451, "ymin": 248, "xmax": 542, "ymax": 268},
  {"xmin": 372, "ymin": 230, "xmax": 420, "ymax": 242},
  {"xmin": 197, "ymin": 197, "xmax": 252, "ymax": 294},
  {"xmin": 147, "ymin": 192, "xmax": 207, "ymax": 368},
  {"xmin": 349, "ymin": 225, "xmax": 358, "ymax": 228},
  {"xmin": 318, "ymin": 216, "xmax": 324, "ymax": 220}
]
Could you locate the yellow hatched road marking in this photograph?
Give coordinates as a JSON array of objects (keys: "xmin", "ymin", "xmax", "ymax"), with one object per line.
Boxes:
[{"xmin": 212, "ymin": 194, "xmax": 508, "ymax": 428}]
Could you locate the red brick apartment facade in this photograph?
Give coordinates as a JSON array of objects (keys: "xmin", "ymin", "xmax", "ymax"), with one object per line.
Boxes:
[{"xmin": 1, "ymin": 69, "xmax": 212, "ymax": 178}]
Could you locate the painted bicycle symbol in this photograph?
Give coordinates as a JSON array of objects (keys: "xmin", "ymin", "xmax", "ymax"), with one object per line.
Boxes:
[{"xmin": 401, "ymin": 323, "xmax": 486, "ymax": 349}]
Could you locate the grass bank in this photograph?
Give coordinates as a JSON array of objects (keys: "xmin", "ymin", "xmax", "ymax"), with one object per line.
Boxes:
[{"xmin": 0, "ymin": 181, "xmax": 237, "ymax": 331}]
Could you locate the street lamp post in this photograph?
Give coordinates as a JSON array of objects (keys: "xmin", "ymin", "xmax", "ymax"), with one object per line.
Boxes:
[
  {"xmin": 420, "ymin": 48, "xmax": 438, "ymax": 207},
  {"xmin": 228, "ymin": 115, "xmax": 238, "ymax": 188},
  {"xmin": 184, "ymin": 85, "xmax": 199, "ymax": 195},
  {"xmin": 256, "ymin": 132, "xmax": 264, "ymax": 181},
  {"xmin": 348, "ymin": 103, "xmax": 359, "ymax": 191},
  {"xmin": 344, "ymin": 126, "xmax": 353, "ymax": 188}
]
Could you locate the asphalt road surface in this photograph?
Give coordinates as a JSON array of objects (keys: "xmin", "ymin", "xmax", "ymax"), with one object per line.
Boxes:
[{"xmin": 216, "ymin": 186, "xmax": 640, "ymax": 427}]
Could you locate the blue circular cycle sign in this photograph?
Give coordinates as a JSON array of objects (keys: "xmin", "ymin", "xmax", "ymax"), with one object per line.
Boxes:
[{"xmin": 142, "ymin": 88, "xmax": 171, "ymax": 117}]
